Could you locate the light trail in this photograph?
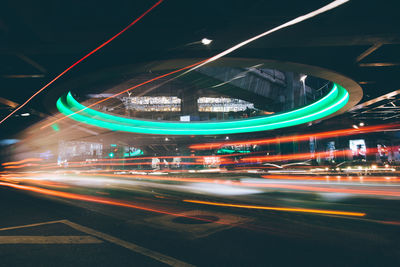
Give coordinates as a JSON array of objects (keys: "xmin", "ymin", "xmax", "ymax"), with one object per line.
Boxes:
[
  {"xmin": 41, "ymin": 0, "xmax": 349, "ymax": 130},
  {"xmin": 40, "ymin": 59, "xmax": 209, "ymax": 129},
  {"xmin": 0, "ymin": 178, "xmax": 369, "ymax": 217},
  {"xmin": 38, "ymin": 161, "xmax": 216, "ymax": 170},
  {"xmin": 0, "ymin": 181, "xmax": 203, "ymax": 219},
  {"xmin": 0, "ymin": 181, "xmax": 238, "ymax": 225},
  {"xmin": 35, "ymin": 153, "xmax": 249, "ymax": 167},
  {"xmin": 3, "ymin": 170, "xmax": 400, "ymax": 199},
  {"xmin": 55, "ymin": 84, "xmax": 348, "ymax": 134},
  {"xmin": 0, "ymin": 0, "xmax": 164, "ymax": 125},
  {"xmin": 4, "ymin": 164, "xmax": 40, "ymax": 169},
  {"xmin": 2, "ymin": 158, "xmax": 43, "ymax": 166},
  {"xmin": 262, "ymin": 175, "xmax": 400, "ymax": 183},
  {"xmin": 240, "ymin": 150, "xmax": 350, "ymax": 163},
  {"xmin": 181, "ymin": 0, "xmax": 349, "ymax": 74},
  {"xmin": 240, "ymin": 148, "xmax": 380, "ymax": 163},
  {"xmin": 183, "ymin": 199, "xmax": 366, "ymax": 217},
  {"xmin": 190, "ymin": 124, "xmax": 400, "ymax": 150},
  {"xmin": 238, "ymin": 182, "xmax": 400, "ymax": 197}
]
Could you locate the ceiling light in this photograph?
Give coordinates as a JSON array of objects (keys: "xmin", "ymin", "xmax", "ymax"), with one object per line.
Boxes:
[
  {"xmin": 359, "ymin": 122, "xmax": 365, "ymax": 126},
  {"xmin": 201, "ymin": 38, "xmax": 212, "ymax": 45},
  {"xmin": 352, "ymin": 125, "xmax": 359, "ymax": 129},
  {"xmin": 20, "ymin": 113, "xmax": 30, "ymax": 116}
]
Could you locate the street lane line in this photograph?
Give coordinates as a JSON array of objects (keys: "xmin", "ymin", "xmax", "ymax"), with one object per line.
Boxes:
[
  {"xmin": 0, "ymin": 220, "xmax": 65, "ymax": 231},
  {"xmin": 0, "ymin": 219, "xmax": 194, "ymax": 266},
  {"xmin": 0, "ymin": 235, "xmax": 102, "ymax": 244},
  {"xmin": 61, "ymin": 220, "xmax": 195, "ymax": 267}
]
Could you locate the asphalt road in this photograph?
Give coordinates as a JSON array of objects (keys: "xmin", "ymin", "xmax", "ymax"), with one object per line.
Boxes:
[{"xmin": 1, "ymin": 178, "xmax": 400, "ymax": 267}]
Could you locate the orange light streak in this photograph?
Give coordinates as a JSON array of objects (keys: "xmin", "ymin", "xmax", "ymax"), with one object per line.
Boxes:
[
  {"xmin": 2, "ymin": 158, "xmax": 43, "ymax": 166},
  {"xmin": 0, "ymin": 181, "xmax": 183, "ymax": 216},
  {"xmin": 101, "ymin": 173, "xmax": 400, "ymax": 197},
  {"xmin": 183, "ymin": 199, "xmax": 366, "ymax": 217},
  {"xmin": 241, "ymin": 148, "xmax": 378, "ymax": 163},
  {"xmin": 0, "ymin": 0, "xmax": 164, "ymax": 125},
  {"xmin": 4, "ymin": 163, "xmax": 40, "ymax": 169},
  {"xmin": 190, "ymin": 124, "xmax": 400, "ymax": 150},
  {"xmin": 0, "ymin": 181, "xmax": 233, "ymax": 225}
]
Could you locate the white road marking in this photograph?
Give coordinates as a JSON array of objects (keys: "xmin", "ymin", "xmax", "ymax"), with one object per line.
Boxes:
[
  {"xmin": 0, "ymin": 235, "xmax": 102, "ymax": 244},
  {"xmin": 0, "ymin": 220, "xmax": 65, "ymax": 231},
  {"xmin": 0, "ymin": 219, "xmax": 195, "ymax": 267},
  {"xmin": 61, "ymin": 220, "xmax": 194, "ymax": 267}
]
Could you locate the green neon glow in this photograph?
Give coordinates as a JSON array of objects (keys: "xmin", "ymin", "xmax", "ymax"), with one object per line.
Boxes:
[
  {"xmin": 51, "ymin": 123, "xmax": 60, "ymax": 132},
  {"xmin": 56, "ymin": 83, "xmax": 349, "ymax": 135},
  {"xmin": 217, "ymin": 148, "xmax": 251, "ymax": 154},
  {"xmin": 124, "ymin": 149, "xmax": 143, "ymax": 157}
]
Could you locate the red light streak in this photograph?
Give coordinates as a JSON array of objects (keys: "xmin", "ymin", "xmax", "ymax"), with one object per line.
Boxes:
[
  {"xmin": 4, "ymin": 164, "xmax": 40, "ymax": 169},
  {"xmin": 241, "ymin": 148, "xmax": 379, "ymax": 163},
  {"xmin": 240, "ymin": 150, "xmax": 346, "ymax": 163},
  {"xmin": 0, "ymin": 0, "xmax": 164, "ymax": 125},
  {"xmin": 262, "ymin": 175, "xmax": 400, "ymax": 183},
  {"xmin": 190, "ymin": 124, "xmax": 400, "ymax": 150}
]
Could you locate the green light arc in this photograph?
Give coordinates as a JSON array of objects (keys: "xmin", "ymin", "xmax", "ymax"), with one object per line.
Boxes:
[{"xmin": 56, "ymin": 83, "xmax": 349, "ymax": 135}]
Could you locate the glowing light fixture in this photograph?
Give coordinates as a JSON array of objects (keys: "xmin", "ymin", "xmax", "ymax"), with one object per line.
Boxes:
[
  {"xmin": 56, "ymin": 83, "xmax": 349, "ymax": 135},
  {"xmin": 201, "ymin": 38, "xmax": 212, "ymax": 45}
]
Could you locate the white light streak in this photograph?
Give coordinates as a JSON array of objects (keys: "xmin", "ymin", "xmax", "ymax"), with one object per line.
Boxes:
[{"xmin": 183, "ymin": 0, "xmax": 349, "ymax": 73}]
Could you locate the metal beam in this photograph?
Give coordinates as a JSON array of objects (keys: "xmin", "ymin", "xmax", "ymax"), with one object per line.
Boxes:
[
  {"xmin": 350, "ymin": 89, "xmax": 400, "ymax": 111},
  {"xmin": 0, "ymin": 96, "xmax": 47, "ymax": 118},
  {"xmin": 0, "ymin": 97, "xmax": 19, "ymax": 108},
  {"xmin": 355, "ymin": 43, "xmax": 383, "ymax": 62},
  {"xmin": 359, "ymin": 62, "xmax": 400, "ymax": 67},
  {"xmin": 2, "ymin": 74, "xmax": 45, "ymax": 79},
  {"xmin": 15, "ymin": 53, "xmax": 47, "ymax": 73}
]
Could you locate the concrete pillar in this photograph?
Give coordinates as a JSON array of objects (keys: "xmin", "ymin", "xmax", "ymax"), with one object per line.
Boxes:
[{"xmin": 180, "ymin": 88, "xmax": 199, "ymax": 117}]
